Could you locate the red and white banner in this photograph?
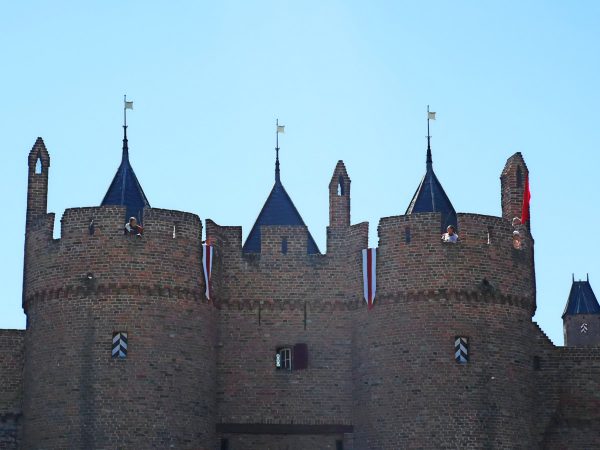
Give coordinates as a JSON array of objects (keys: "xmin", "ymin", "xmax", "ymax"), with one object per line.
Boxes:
[
  {"xmin": 202, "ymin": 244, "xmax": 213, "ymax": 299},
  {"xmin": 362, "ymin": 248, "xmax": 376, "ymax": 310}
]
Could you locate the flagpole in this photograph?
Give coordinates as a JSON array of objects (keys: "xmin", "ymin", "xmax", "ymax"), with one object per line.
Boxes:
[
  {"xmin": 124, "ymin": 94, "xmax": 127, "ymax": 129},
  {"xmin": 275, "ymin": 118, "xmax": 280, "ymax": 182},
  {"xmin": 426, "ymin": 105, "xmax": 433, "ymax": 168}
]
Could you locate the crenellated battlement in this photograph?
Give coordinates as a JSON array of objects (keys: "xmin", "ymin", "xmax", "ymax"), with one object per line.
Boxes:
[
  {"xmin": 376, "ymin": 211, "xmax": 535, "ymax": 312},
  {"xmin": 23, "ymin": 205, "xmax": 205, "ymax": 309},
  {"xmin": 204, "ymin": 208, "xmax": 535, "ymax": 313}
]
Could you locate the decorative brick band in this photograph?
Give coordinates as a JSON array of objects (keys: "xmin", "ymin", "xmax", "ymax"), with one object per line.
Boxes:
[
  {"xmin": 216, "ymin": 423, "xmax": 353, "ymax": 435},
  {"xmin": 24, "ymin": 282, "xmax": 208, "ymax": 309},
  {"xmin": 215, "ymin": 288, "xmax": 534, "ymax": 314},
  {"xmin": 25, "ymin": 284, "xmax": 534, "ymax": 316}
]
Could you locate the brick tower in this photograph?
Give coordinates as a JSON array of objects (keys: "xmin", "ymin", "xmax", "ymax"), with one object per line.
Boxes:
[
  {"xmin": 352, "ymin": 146, "xmax": 538, "ymax": 448},
  {"xmin": 21, "ymin": 132, "xmax": 216, "ymax": 449}
]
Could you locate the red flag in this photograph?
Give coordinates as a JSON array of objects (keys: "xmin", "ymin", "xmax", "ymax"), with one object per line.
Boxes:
[{"xmin": 521, "ymin": 174, "xmax": 531, "ymax": 224}]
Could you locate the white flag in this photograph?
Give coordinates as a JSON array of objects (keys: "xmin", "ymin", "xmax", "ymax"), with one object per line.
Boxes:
[
  {"xmin": 428, "ymin": 111, "xmax": 436, "ymax": 120},
  {"xmin": 277, "ymin": 125, "xmax": 285, "ymax": 133},
  {"xmin": 125, "ymin": 101, "xmax": 134, "ymax": 110}
]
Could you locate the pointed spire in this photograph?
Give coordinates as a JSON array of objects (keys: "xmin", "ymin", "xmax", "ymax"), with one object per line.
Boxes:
[
  {"xmin": 101, "ymin": 96, "xmax": 150, "ymax": 222},
  {"xmin": 406, "ymin": 107, "xmax": 457, "ymax": 232},
  {"xmin": 562, "ymin": 276, "xmax": 600, "ymax": 317},
  {"xmin": 243, "ymin": 120, "xmax": 320, "ymax": 254}
]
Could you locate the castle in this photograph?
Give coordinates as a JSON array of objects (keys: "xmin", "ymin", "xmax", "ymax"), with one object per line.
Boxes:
[{"xmin": 1, "ymin": 123, "xmax": 600, "ymax": 450}]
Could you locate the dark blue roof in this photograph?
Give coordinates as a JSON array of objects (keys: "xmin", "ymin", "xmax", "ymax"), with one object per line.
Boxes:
[
  {"xmin": 562, "ymin": 279, "xmax": 600, "ymax": 317},
  {"xmin": 101, "ymin": 129, "xmax": 150, "ymax": 222},
  {"xmin": 405, "ymin": 147, "xmax": 457, "ymax": 232},
  {"xmin": 243, "ymin": 159, "xmax": 319, "ymax": 254}
]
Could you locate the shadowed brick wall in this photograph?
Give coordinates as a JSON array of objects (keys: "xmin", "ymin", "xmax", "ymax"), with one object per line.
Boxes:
[
  {"xmin": 0, "ymin": 330, "xmax": 24, "ymax": 449},
  {"xmin": 6, "ymin": 142, "xmax": 600, "ymax": 449},
  {"xmin": 208, "ymin": 221, "xmax": 367, "ymax": 435},
  {"xmin": 352, "ymin": 211, "xmax": 539, "ymax": 449}
]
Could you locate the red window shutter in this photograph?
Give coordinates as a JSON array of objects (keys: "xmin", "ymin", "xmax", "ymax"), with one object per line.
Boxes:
[{"xmin": 293, "ymin": 343, "xmax": 308, "ymax": 370}]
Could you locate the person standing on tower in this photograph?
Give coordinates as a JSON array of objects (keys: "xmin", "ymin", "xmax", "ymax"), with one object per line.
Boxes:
[
  {"xmin": 442, "ymin": 225, "xmax": 458, "ymax": 243},
  {"xmin": 125, "ymin": 217, "xmax": 143, "ymax": 237}
]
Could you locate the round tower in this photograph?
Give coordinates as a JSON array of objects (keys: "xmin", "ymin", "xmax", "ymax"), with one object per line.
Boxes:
[
  {"xmin": 352, "ymin": 152, "xmax": 538, "ymax": 448},
  {"xmin": 21, "ymin": 138, "xmax": 216, "ymax": 449}
]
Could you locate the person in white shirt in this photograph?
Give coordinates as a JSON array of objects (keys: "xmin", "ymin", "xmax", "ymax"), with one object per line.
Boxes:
[{"xmin": 442, "ymin": 225, "xmax": 458, "ymax": 243}]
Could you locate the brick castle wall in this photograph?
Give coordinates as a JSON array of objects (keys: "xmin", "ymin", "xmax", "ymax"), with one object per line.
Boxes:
[
  {"xmin": 0, "ymin": 330, "xmax": 24, "ymax": 450},
  {"xmin": 3, "ymin": 141, "xmax": 599, "ymax": 449},
  {"xmin": 207, "ymin": 221, "xmax": 366, "ymax": 433}
]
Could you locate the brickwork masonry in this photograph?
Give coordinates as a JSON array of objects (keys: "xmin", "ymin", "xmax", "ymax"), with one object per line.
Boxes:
[{"xmin": 0, "ymin": 141, "xmax": 599, "ymax": 449}]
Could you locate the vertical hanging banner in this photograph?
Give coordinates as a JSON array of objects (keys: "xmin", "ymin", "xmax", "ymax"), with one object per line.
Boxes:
[
  {"xmin": 521, "ymin": 174, "xmax": 531, "ymax": 224},
  {"xmin": 362, "ymin": 248, "xmax": 377, "ymax": 310},
  {"xmin": 202, "ymin": 243, "xmax": 213, "ymax": 299}
]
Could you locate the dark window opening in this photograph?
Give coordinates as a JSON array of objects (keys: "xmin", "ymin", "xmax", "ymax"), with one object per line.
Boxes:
[
  {"xmin": 172, "ymin": 222, "xmax": 178, "ymax": 239},
  {"xmin": 533, "ymin": 356, "xmax": 541, "ymax": 371},
  {"xmin": 281, "ymin": 238, "xmax": 288, "ymax": 254},
  {"xmin": 336, "ymin": 440, "xmax": 344, "ymax": 450},
  {"xmin": 35, "ymin": 157, "xmax": 43, "ymax": 174},
  {"xmin": 337, "ymin": 175, "xmax": 345, "ymax": 196},
  {"xmin": 88, "ymin": 219, "xmax": 95, "ymax": 236},
  {"xmin": 487, "ymin": 226, "xmax": 493, "ymax": 245},
  {"xmin": 220, "ymin": 438, "xmax": 229, "ymax": 450},
  {"xmin": 405, "ymin": 227, "xmax": 411, "ymax": 244},
  {"xmin": 516, "ymin": 166, "xmax": 523, "ymax": 188}
]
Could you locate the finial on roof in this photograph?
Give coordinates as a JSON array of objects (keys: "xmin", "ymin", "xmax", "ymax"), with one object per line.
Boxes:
[
  {"xmin": 275, "ymin": 119, "xmax": 285, "ymax": 183},
  {"xmin": 123, "ymin": 95, "xmax": 133, "ymax": 160},
  {"xmin": 426, "ymin": 105, "xmax": 435, "ymax": 170}
]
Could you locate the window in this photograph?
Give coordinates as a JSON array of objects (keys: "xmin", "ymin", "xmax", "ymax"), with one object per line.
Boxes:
[
  {"xmin": 336, "ymin": 440, "xmax": 344, "ymax": 450},
  {"xmin": 35, "ymin": 155, "xmax": 42, "ymax": 174},
  {"xmin": 276, "ymin": 347, "xmax": 292, "ymax": 370},
  {"xmin": 533, "ymin": 356, "xmax": 541, "ymax": 371},
  {"xmin": 337, "ymin": 175, "xmax": 345, "ymax": 196},
  {"xmin": 112, "ymin": 332, "xmax": 128, "ymax": 359},
  {"xmin": 281, "ymin": 238, "xmax": 288, "ymax": 254},
  {"xmin": 405, "ymin": 227, "xmax": 411, "ymax": 244},
  {"xmin": 275, "ymin": 343, "xmax": 308, "ymax": 371},
  {"xmin": 220, "ymin": 438, "xmax": 229, "ymax": 450}
]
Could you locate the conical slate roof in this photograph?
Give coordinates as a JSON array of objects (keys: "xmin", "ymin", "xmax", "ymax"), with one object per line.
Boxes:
[
  {"xmin": 562, "ymin": 278, "xmax": 600, "ymax": 318},
  {"xmin": 243, "ymin": 156, "xmax": 319, "ymax": 254},
  {"xmin": 101, "ymin": 129, "xmax": 150, "ymax": 222},
  {"xmin": 406, "ymin": 147, "xmax": 457, "ymax": 232}
]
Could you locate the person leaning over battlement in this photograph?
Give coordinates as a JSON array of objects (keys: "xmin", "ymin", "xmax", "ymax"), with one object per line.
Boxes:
[
  {"xmin": 125, "ymin": 216, "xmax": 143, "ymax": 237},
  {"xmin": 442, "ymin": 225, "xmax": 458, "ymax": 243}
]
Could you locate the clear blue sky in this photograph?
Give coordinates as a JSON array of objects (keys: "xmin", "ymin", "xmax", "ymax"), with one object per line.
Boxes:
[{"xmin": 1, "ymin": 1, "xmax": 599, "ymax": 345}]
